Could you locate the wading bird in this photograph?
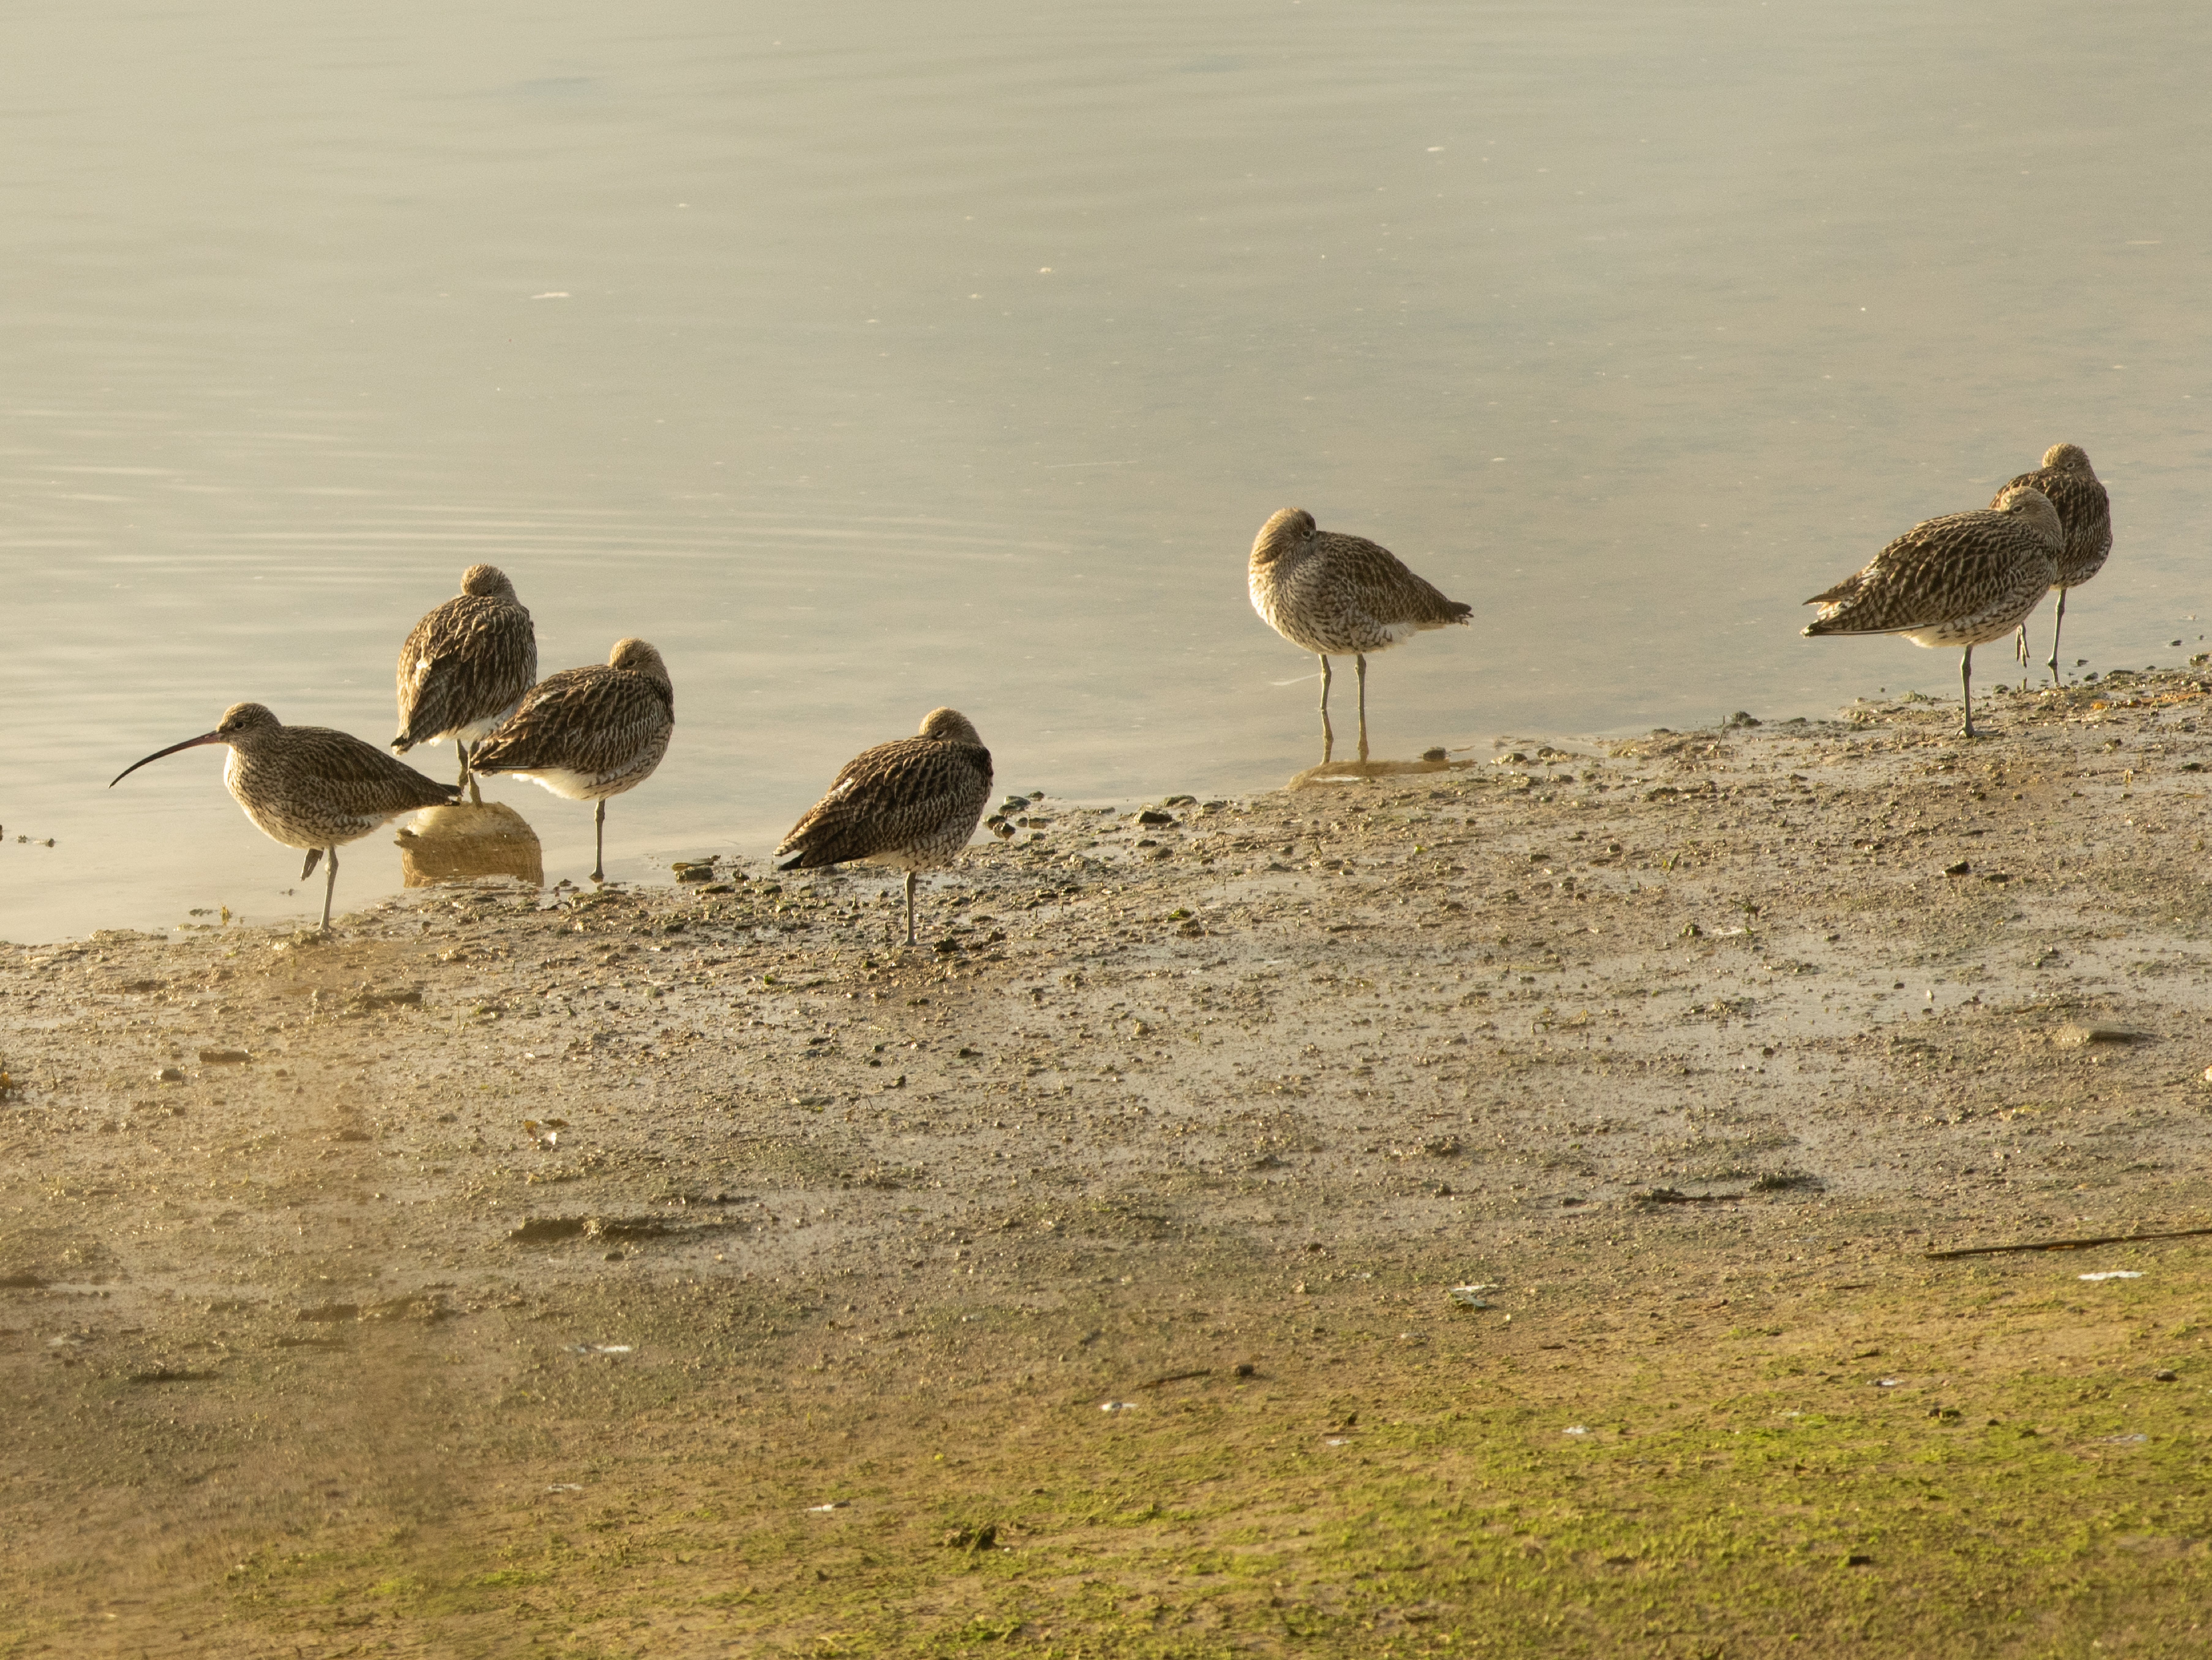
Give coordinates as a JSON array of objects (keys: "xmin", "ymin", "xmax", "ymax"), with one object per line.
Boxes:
[
  {"xmin": 391, "ymin": 563, "xmax": 537, "ymax": 802},
  {"xmin": 774, "ymin": 708, "xmax": 993, "ymax": 946},
  {"xmin": 1802, "ymin": 486, "xmax": 2062, "ymax": 739},
  {"xmin": 1248, "ymin": 507, "xmax": 1471, "ymax": 764},
  {"xmin": 467, "ymin": 638, "xmax": 674, "ymax": 883},
  {"xmin": 111, "ymin": 703, "xmax": 458, "ymax": 929},
  {"xmin": 1993, "ymin": 444, "xmax": 2112, "ymax": 685}
]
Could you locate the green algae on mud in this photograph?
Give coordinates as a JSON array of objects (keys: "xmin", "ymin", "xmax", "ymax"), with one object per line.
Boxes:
[{"xmin": 92, "ymin": 1245, "xmax": 2212, "ymax": 1659}]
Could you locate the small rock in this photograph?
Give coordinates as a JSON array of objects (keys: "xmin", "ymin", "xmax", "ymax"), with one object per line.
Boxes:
[
  {"xmin": 197, "ymin": 1048, "xmax": 250, "ymax": 1065},
  {"xmin": 1942, "ymin": 860, "xmax": 1971, "ymax": 877},
  {"xmin": 154, "ymin": 1066, "xmax": 185, "ymax": 1084}
]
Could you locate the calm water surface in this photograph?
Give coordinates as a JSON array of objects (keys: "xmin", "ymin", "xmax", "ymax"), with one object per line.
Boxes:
[{"xmin": 6, "ymin": 2, "xmax": 2209, "ymax": 942}]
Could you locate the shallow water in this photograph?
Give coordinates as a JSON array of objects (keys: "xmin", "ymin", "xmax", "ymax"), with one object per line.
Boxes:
[{"xmin": 5, "ymin": 2, "xmax": 2208, "ymax": 943}]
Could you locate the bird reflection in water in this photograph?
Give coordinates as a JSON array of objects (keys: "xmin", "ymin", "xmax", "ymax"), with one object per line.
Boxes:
[
  {"xmin": 1289, "ymin": 746, "xmax": 1476, "ymax": 790},
  {"xmin": 393, "ymin": 802, "xmax": 545, "ymax": 888}
]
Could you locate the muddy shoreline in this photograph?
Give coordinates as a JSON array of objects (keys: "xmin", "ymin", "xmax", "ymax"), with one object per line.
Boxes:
[{"xmin": 6, "ymin": 671, "xmax": 2211, "ymax": 1654}]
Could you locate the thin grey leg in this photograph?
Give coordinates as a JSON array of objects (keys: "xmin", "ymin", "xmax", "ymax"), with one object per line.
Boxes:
[
  {"xmin": 1317, "ymin": 655, "xmax": 1334, "ymax": 763},
  {"xmin": 321, "ymin": 846, "xmax": 340, "ymax": 929},
  {"xmin": 904, "ymin": 870, "xmax": 918, "ymax": 946},
  {"xmin": 2046, "ymin": 587, "xmax": 2068, "ymax": 685},
  {"xmin": 1355, "ymin": 652, "xmax": 1370, "ymax": 764},
  {"xmin": 1959, "ymin": 645, "xmax": 1977, "ymax": 739},
  {"xmin": 460, "ymin": 740, "xmax": 482, "ymax": 805},
  {"xmin": 591, "ymin": 800, "xmax": 607, "ymax": 884}
]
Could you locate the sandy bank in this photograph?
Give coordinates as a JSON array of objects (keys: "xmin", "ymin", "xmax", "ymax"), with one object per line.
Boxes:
[{"xmin": 5, "ymin": 671, "xmax": 2210, "ymax": 1653}]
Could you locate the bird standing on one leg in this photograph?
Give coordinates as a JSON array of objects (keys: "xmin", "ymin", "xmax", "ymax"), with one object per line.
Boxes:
[
  {"xmin": 111, "ymin": 703, "xmax": 459, "ymax": 929},
  {"xmin": 774, "ymin": 708, "xmax": 993, "ymax": 947},
  {"xmin": 1801, "ymin": 486, "xmax": 2063, "ymax": 739},
  {"xmin": 1247, "ymin": 507, "xmax": 1472, "ymax": 764},
  {"xmin": 467, "ymin": 639, "xmax": 674, "ymax": 884},
  {"xmin": 1993, "ymin": 444, "xmax": 2111, "ymax": 686},
  {"xmin": 391, "ymin": 564, "xmax": 537, "ymax": 803}
]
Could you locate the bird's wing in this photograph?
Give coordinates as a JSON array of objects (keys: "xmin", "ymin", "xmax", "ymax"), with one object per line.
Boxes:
[
  {"xmin": 1803, "ymin": 512, "xmax": 2047, "ymax": 634},
  {"xmin": 777, "ymin": 738, "xmax": 991, "ymax": 866},
  {"xmin": 469, "ymin": 667, "xmax": 669, "ymax": 776},
  {"xmin": 283, "ymin": 728, "xmax": 460, "ymax": 815},
  {"xmin": 1310, "ymin": 531, "xmax": 1469, "ymax": 624}
]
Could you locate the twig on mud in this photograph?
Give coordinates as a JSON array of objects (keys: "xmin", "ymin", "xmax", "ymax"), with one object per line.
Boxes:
[
  {"xmin": 1925, "ymin": 1224, "xmax": 2212, "ymax": 1261},
  {"xmin": 1134, "ymin": 1369, "xmax": 1213, "ymax": 1390}
]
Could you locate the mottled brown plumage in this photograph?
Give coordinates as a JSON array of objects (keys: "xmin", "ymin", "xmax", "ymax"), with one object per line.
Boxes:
[
  {"xmin": 1802, "ymin": 485, "xmax": 2062, "ymax": 738},
  {"xmin": 467, "ymin": 639, "xmax": 674, "ymax": 883},
  {"xmin": 111, "ymin": 702, "xmax": 459, "ymax": 928},
  {"xmin": 774, "ymin": 708, "xmax": 994, "ymax": 946},
  {"xmin": 392, "ymin": 564, "xmax": 538, "ymax": 802},
  {"xmin": 1991, "ymin": 443, "xmax": 2112, "ymax": 683},
  {"xmin": 1248, "ymin": 507, "xmax": 1471, "ymax": 763}
]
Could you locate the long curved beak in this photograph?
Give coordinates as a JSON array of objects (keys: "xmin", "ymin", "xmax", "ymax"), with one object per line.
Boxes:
[{"xmin": 110, "ymin": 731, "xmax": 227, "ymax": 788}]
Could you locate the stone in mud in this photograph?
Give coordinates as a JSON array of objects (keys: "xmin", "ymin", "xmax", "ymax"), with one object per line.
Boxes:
[{"xmin": 395, "ymin": 801, "xmax": 545, "ymax": 888}]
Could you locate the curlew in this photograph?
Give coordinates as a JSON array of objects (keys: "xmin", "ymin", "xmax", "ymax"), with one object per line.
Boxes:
[
  {"xmin": 1248, "ymin": 507, "xmax": 1472, "ymax": 764},
  {"xmin": 467, "ymin": 638, "xmax": 674, "ymax": 884},
  {"xmin": 391, "ymin": 563, "xmax": 538, "ymax": 803},
  {"xmin": 1801, "ymin": 485, "xmax": 2062, "ymax": 739},
  {"xmin": 1993, "ymin": 443, "xmax": 2112, "ymax": 685},
  {"xmin": 111, "ymin": 703, "xmax": 459, "ymax": 929},
  {"xmin": 774, "ymin": 708, "xmax": 993, "ymax": 946}
]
